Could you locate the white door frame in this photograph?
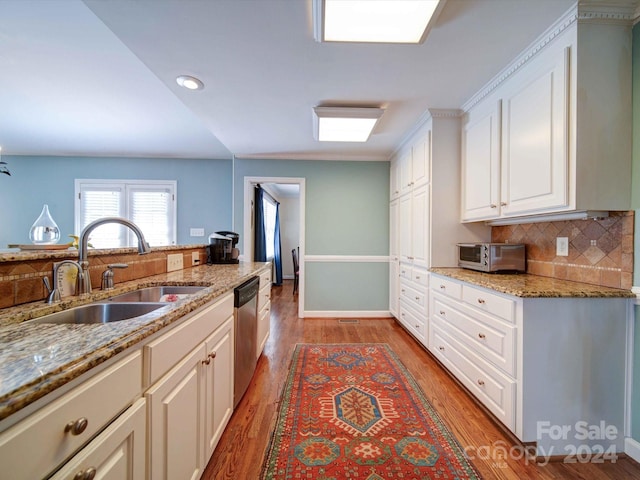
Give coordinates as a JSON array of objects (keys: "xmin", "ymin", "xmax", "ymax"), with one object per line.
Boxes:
[{"xmin": 243, "ymin": 176, "xmax": 305, "ymax": 318}]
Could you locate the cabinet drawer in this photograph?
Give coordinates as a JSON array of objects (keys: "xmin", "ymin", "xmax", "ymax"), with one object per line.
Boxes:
[
  {"xmin": 432, "ymin": 297, "xmax": 516, "ymax": 376},
  {"xmin": 431, "ymin": 276, "xmax": 462, "ymax": 299},
  {"xmin": 0, "ymin": 351, "xmax": 142, "ymax": 480},
  {"xmin": 144, "ymin": 293, "xmax": 233, "ymax": 385},
  {"xmin": 398, "ymin": 301, "xmax": 426, "ymax": 343},
  {"xmin": 400, "ymin": 280, "xmax": 426, "ymax": 312},
  {"xmin": 258, "ymin": 283, "xmax": 271, "ymax": 312},
  {"xmin": 259, "ymin": 269, "xmax": 272, "ymax": 287},
  {"xmin": 399, "ymin": 264, "xmax": 412, "ymax": 280},
  {"xmin": 462, "ymin": 284, "xmax": 515, "ymax": 323},
  {"xmin": 430, "ymin": 324, "xmax": 515, "ymax": 430},
  {"xmin": 411, "ymin": 268, "xmax": 428, "ymax": 287}
]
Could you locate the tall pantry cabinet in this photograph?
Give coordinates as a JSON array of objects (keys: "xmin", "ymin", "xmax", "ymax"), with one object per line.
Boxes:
[{"xmin": 390, "ymin": 110, "xmax": 488, "ymax": 347}]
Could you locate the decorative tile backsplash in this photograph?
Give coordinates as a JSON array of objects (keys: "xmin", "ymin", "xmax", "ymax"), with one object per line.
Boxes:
[{"xmin": 491, "ymin": 211, "xmax": 634, "ymax": 289}]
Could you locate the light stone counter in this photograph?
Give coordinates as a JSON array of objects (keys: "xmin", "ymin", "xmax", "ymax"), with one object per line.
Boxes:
[
  {"xmin": 0, "ymin": 262, "xmax": 270, "ymax": 421},
  {"xmin": 430, "ymin": 267, "xmax": 635, "ymax": 298}
]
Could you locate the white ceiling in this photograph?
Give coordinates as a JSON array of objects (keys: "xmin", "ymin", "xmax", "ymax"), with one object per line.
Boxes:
[{"xmin": 0, "ymin": 0, "xmax": 576, "ymax": 161}]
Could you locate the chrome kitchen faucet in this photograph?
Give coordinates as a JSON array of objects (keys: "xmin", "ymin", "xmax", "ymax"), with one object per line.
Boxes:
[{"xmin": 78, "ymin": 217, "xmax": 151, "ymax": 294}]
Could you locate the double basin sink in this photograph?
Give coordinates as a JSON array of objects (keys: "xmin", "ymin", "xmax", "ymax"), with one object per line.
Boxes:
[{"xmin": 29, "ymin": 286, "xmax": 206, "ymax": 325}]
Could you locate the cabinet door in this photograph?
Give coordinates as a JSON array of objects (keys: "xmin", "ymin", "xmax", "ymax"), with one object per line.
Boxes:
[
  {"xmin": 204, "ymin": 317, "xmax": 235, "ymax": 460},
  {"xmin": 389, "ymin": 199, "xmax": 399, "ymax": 259},
  {"xmin": 50, "ymin": 399, "xmax": 146, "ymax": 480},
  {"xmin": 399, "ymin": 150, "xmax": 413, "ymax": 196},
  {"xmin": 411, "ymin": 184, "xmax": 430, "ymax": 269},
  {"xmin": 398, "ymin": 193, "xmax": 412, "ymax": 263},
  {"xmin": 389, "ymin": 259, "xmax": 399, "ymax": 318},
  {"xmin": 500, "ymin": 46, "xmax": 569, "ymax": 216},
  {"xmin": 147, "ymin": 345, "xmax": 206, "ymax": 480},
  {"xmin": 390, "ymin": 159, "xmax": 401, "ymax": 199},
  {"xmin": 411, "ymin": 131, "xmax": 430, "ymax": 187},
  {"xmin": 461, "ymin": 99, "xmax": 501, "ymax": 221}
]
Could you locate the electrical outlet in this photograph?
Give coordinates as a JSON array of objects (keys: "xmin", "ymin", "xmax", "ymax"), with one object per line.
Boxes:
[
  {"xmin": 167, "ymin": 253, "xmax": 184, "ymax": 272},
  {"xmin": 556, "ymin": 237, "xmax": 569, "ymax": 257},
  {"xmin": 191, "ymin": 251, "xmax": 200, "ymax": 266},
  {"xmin": 190, "ymin": 227, "xmax": 205, "ymax": 237}
]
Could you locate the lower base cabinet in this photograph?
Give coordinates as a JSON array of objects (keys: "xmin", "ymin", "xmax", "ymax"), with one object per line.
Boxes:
[
  {"xmin": 51, "ymin": 398, "xmax": 147, "ymax": 480},
  {"xmin": 146, "ymin": 315, "xmax": 234, "ymax": 480},
  {"xmin": 429, "ymin": 273, "xmax": 628, "ymax": 456}
]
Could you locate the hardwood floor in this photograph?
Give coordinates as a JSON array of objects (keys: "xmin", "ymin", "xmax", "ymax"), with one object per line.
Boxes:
[{"xmin": 203, "ymin": 281, "xmax": 640, "ymax": 479}]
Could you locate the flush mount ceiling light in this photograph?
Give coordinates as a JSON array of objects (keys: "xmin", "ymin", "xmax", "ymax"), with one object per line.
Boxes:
[
  {"xmin": 176, "ymin": 75, "xmax": 204, "ymax": 90},
  {"xmin": 313, "ymin": 106, "xmax": 384, "ymax": 142},
  {"xmin": 313, "ymin": 0, "xmax": 445, "ymax": 44}
]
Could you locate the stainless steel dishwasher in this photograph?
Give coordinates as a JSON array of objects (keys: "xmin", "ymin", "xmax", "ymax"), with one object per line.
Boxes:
[{"xmin": 233, "ymin": 276, "xmax": 260, "ymax": 408}]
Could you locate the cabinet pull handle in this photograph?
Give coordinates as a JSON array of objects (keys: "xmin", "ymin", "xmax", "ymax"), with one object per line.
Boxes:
[
  {"xmin": 401, "ymin": 289, "xmax": 406, "ymax": 293},
  {"xmin": 477, "ymin": 298, "xmax": 486, "ymax": 304},
  {"xmin": 415, "ymin": 275, "xmax": 420, "ymax": 280},
  {"xmin": 477, "ymin": 379, "xmax": 485, "ymax": 386},
  {"xmin": 500, "ymin": 202, "xmax": 507, "ymax": 207},
  {"xmin": 65, "ymin": 417, "xmax": 88, "ymax": 436},
  {"xmin": 439, "ymin": 285, "xmax": 445, "ymax": 290},
  {"xmin": 202, "ymin": 357, "xmax": 211, "ymax": 365},
  {"xmin": 490, "ymin": 204, "xmax": 497, "ymax": 208},
  {"xmin": 73, "ymin": 467, "xmax": 97, "ymax": 480},
  {"xmin": 439, "ymin": 310, "xmax": 445, "ymax": 315},
  {"xmin": 478, "ymin": 333, "xmax": 486, "ymax": 339},
  {"xmin": 438, "ymin": 346, "xmax": 445, "ymax": 351},
  {"xmin": 415, "ymin": 296, "xmax": 420, "ymax": 301},
  {"xmin": 209, "ymin": 352, "xmax": 217, "ymax": 359}
]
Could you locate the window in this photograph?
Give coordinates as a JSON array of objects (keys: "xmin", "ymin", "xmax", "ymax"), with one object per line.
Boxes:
[
  {"xmin": 263, "ymin": 195, "xmax": 277, "ymax": 260},
  {"xmin": 75, "ymin": 179, "xmax": 177, "ymax": 248}
]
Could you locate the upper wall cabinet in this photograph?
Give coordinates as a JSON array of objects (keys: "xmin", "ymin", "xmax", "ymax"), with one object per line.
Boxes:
[
  {"xmin": 392, "ymin": 133, "xmax": 431, "ymax": 200},
  {"xmin": 461, "ymin": 4, "xmax": 632, "ymax": 223}
]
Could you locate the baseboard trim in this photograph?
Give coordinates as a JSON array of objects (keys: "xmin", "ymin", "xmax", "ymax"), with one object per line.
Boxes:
[
  {"xmin": 625, "ymin": 437, "xmax": 640, "ymax": 463},
  {"xmin": 303, "ymin": 310, "xmax": 392, "ymax": 318}
]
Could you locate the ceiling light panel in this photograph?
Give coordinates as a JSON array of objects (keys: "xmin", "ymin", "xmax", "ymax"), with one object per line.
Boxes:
[
  {"xmin": 316, "ymin": 0, "xmax": 442, "ymax": 44},
  {"xmin": 313, "ymin": 106, "xmax": 384, "ymax": 142}
]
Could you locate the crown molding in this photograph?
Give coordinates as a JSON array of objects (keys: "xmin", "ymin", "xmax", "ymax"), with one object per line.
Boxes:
[
  {"xmin": 578, "ymin": 1, "xmax": 639, "ymax": 24},
  {"xmin": 428, "ymin": 108, "xmax": 463, "ymax": 118}
]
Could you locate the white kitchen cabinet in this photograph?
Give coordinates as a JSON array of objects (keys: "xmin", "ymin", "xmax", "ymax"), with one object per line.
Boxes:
[
  {"xmin": 0, "ymin": 351, "xmax": 142, "ymax": 480},
  {"xmin": 389, "ymin": 199, "xmax": 399, "ymax": 318},
  {"xmin": 390, "ymin": 113, "xmax": 488, "ymax": 342},
  {"xmin": 147, "ymin": 343, "xmax": 206, "ymax": 480},
  {"xmin": 204, "ymin": 319, "xmax": 234, "ymax": 459},
  {"xmin": 50, "ymin": 398, "xmax": 146, "ymax": 480},
  {"xmin": 461, "ymin": 98, "xmax": 501, "ymax": 221},
  {"xmin": 390, "ymin": 159, "xmax": 401, "ymax": 200},
  {"xmin": 460, "ymin": 7, "xmax": 631, "ymax": 222},
  {"xmin": 429, "ymin": 273, "xmax": 628, "ymax": 456},
  {"xmin": 144, "ymin": 293, "xmax": 235, "ymax": 480},
  {"xmin": 257, "ymin": 268, "xmax": 271, "ymax": 359}
]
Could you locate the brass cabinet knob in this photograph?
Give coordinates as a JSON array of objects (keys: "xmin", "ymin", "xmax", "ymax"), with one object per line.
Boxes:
[
  {"xmin": 73, "ymin": 467, "xmax": 97, "ymax": 480},
  {"xmin": 65, "ymin": 417, "xmax": 88, "ymax": 436}
]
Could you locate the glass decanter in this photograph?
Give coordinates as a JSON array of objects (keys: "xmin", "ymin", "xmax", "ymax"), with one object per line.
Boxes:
[{"xmin": 29, "ymin": 204, "xmax": 61, "ymax": 245}]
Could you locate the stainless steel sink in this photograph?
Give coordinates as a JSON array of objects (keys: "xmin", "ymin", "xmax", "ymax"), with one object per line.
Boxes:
[
  {"xmin": 107, "ymin": 285, "xmax": 206, "ymax": 303},
  {"xmin": 28, "ymin": 302, "xmax": 166, "ymax": 325}
]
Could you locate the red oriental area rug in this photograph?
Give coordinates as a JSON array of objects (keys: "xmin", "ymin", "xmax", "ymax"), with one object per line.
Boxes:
[{"xmin": 261, "ymin": 343, "xmax": 481, "ymax": 479}]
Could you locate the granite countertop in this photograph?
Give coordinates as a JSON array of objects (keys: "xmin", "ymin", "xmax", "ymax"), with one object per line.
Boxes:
[
  {"xmin": 0, "ymin": 261, "xmax": 270, "ymax": 421},
  {"xmin": 430, "ymin": 267, "xmax": 635, "ymax": 298}
]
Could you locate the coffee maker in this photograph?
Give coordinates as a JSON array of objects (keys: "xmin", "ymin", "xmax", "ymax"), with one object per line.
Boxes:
[{"xmin": 207, "ymin": 231, "xmax": 240, "ymax": 264}]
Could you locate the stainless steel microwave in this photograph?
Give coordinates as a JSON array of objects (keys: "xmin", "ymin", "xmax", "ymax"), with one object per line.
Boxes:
[{"xmin": 457, "ymin": 243, "xmax": 526, "ymax": 273}]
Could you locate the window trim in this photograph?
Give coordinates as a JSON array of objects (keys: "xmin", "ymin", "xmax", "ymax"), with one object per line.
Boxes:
[{"xmin": 74, "ymin": 178, "xmax": 177, "ymax": 247}]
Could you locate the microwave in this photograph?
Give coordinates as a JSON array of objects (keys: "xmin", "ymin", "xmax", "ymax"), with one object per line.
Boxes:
[{"xmin": 457, "ymin": 243, "xmax": 526, "ymax": 273}]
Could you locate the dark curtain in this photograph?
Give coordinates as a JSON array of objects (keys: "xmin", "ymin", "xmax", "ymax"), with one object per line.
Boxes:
[
  {"xmin": 254, "ymin": 185, "xmax": 266, "ymax": 262},
  {"xmin": 273, "ymin": 203, "xmax": 283, "ymax": 285}
]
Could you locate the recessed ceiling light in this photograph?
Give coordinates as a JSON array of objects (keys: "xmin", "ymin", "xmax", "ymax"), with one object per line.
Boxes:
[
  {"xmin": 313, "ymin": 106, "xmax": 384, "ymax": 142},
  {"xmin": 176, "ymin": 75, "xmax": 204, "ymax": 90},
  {"xmin": 313, "ymin": 0, "xmax": 444, "ymax": 44}
]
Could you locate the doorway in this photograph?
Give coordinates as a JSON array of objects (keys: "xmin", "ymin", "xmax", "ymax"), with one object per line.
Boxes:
[{"xmin": 243, "ymin": 176, "xmax": 305, "ymax": 318}]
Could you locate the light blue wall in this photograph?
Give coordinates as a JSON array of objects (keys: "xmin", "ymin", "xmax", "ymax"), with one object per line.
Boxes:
[
  {"xmin": 233, "ymin": 158, "xmax": 390, "ymax": 312},
  {"xmin": 0, "ymin": 155, "xmax": 232, "ymax": 247}
]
